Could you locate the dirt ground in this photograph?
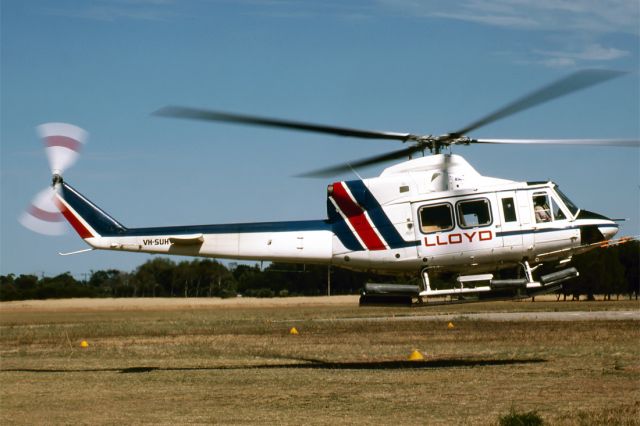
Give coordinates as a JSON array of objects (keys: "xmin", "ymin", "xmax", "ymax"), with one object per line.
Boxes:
[
  {"xmin": 1, "ymin": 297, "xmax": 638, "ymax": 425},
  {"xmin": 0, "ymin": 295, "xmax": 359, "ymax": 312},
  {"xmin": 0, "ymin": 293, "xmax": 632, "ymax": 312}
]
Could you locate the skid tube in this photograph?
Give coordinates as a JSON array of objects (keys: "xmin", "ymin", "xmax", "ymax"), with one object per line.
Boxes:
[{"xmin": 359, "ymin": 265, "xmax": 577, "ymax": 307}]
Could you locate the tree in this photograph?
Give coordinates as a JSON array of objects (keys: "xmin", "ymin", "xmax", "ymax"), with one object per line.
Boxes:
[
  {"xmin": 233, "ymin": 264, "xmax": 270, "ymax": 296},
  {"xmin": 36, "ymin": 272, "xmax": 96, "ymax": 299},
  {"xmin": 0, "ymin": 274, "xmax": 18, "ymax": 301},
  {"xmin": 569, "ymin": 243, "xmax": 637, "ymax": 299},
  {"xmin": 617, "ymin": 241, "xmax": 639, "ymax": 299},
  {"xmin": 131, "ymin": 257, "xmax": 175, "ymax": 297},
  {"xmin": 88, "ymin": 269, "xmax": 130, "ymax": 297}
]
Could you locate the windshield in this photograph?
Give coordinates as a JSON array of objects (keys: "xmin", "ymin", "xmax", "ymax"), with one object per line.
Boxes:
[{"xmin": 554, "ymin": 186, "xmax": 579, "ymax": 216}]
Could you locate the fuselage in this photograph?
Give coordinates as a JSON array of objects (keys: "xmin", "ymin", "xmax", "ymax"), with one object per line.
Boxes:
[{"xmin": 55, "ymin": 155, "xmax": 618, "ymax": 275}]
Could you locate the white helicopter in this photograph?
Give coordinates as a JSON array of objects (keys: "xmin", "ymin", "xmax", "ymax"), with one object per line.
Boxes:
[{"xmin": 21, "ymin": 70, "xmax": 639, "ymax": 306}]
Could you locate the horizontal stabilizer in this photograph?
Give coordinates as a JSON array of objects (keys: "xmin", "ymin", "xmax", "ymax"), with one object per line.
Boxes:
[{"xmin": 169, "ymin": 234, "xmax": 204, "ymax": 245}]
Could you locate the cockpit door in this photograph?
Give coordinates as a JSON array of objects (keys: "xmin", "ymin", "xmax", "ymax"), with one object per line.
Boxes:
[
  {"xmin": 496, "ymin": 191, "xmax": 523, "ymax": 250},
  {"xmin": 530, "ymin": 189, "xmax": 579, "ymax": 252}
]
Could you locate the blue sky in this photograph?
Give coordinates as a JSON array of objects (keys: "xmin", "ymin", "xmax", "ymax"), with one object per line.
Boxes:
[{"xmin": 1, "ymin": 0, "xmax": 638, "ymax": 277}]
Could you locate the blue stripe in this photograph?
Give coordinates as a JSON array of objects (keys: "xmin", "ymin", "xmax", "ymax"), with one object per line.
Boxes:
[
  {"xmin": 496, "ymin": 224, "xmax": 618, "ymax": 238},
  {"xmin": 326, "ymin": 198, "xmax": 364, "ymax": 251},
  {"xmin": 343, "ymin": 180, "xmax": 419, "ymax": 249},
  {"xmin": 123, "ymin": 220, "xmax": 332, "ymax": 237},
  {"xmin": 496, "ymin": 228, "xmax": 565, "ymax": 237}
]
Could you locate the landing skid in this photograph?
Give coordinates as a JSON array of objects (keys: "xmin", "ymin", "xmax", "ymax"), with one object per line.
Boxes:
[{"xmin": 359, "ymin": 263, "xmax": 577, "ymax": 307}]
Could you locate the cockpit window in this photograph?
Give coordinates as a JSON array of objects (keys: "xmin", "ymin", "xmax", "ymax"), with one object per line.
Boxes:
[
  {"xmin": 555, "ymin": 187, "xmax": 579, "ymax": 216},
  {"xmin": 550, "ymin": 197, "xmax": 566, "ymax": 220},
  {"xmin": 534, "ymin": 192, "xmax": 568, "ymax": 222},
  {"xmin": 533, "ymin": 193, "xmax": 552, "ymax": 223}
]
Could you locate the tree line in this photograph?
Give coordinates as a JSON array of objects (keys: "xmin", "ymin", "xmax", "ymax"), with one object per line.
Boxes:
[
  {"xmin": 1, "ymin": 241, "xmax": 637, "ymax": 301},
  {"xmin": 0, "ymin": 258, "xmax": 394, "ymax": 301}
]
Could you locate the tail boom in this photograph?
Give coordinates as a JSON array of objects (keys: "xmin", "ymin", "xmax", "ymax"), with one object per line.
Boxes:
[
  {"xmin": 90, "ymin": 229, "xmax": 334, "ymax": 264},
  {"xmin": 55, "ymin": 181, "xmax": 334, "ymax": 263}
]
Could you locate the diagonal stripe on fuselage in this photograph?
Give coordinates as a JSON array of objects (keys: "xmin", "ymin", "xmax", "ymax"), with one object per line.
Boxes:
[
  {"xmin": 331, "ymin": 182, "xmax": 387, "ymax": 250},
  {"xmin": 343, "ymin": 180, "xmax": 419, "ymax": 249}
]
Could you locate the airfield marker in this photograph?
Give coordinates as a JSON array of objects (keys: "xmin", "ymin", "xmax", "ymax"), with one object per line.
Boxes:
[
  {"xmin": 408, "ymin": 350, "xmax": 424, "ymax": 361},
  {"xmin": 448, "ymin": 322, "xmax": 455, "ymax": 329},
  {"xmin": 289, "ymin": 327, "xmax": 299, "ymax": 335},
  {"xmin": 80, "ymin": 340, "xmax": 89, "ymax": 348}
]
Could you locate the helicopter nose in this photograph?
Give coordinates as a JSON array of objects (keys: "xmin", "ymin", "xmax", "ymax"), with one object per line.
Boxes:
[
  {"xmin": 598, "ymin": 221, "xmax": 619, "ymax": 240},
  {"xmin": 576, "ymin": 210, "xmax": 619, "ymax": 244}
]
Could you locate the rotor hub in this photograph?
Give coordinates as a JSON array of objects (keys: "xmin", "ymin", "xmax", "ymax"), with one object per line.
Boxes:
[{"xmin": 52, "ymin": 174, "xmax": 63, "ymax": 186}]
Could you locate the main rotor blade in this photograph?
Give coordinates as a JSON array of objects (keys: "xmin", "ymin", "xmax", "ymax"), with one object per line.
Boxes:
[
  {"xmin": 154, "ymin": 106, "xmax": 413, "ymax": 141},
  {"xmin": 451, "ymin": 69, "xmax": 627, "ymax": 138},
  {"xmin": 298, "ymin": 145, "xmax": 424, "ymax": 178},
  {"xmin": 474, "ymin": 138, "xmax": 640, "ymax": 147}
]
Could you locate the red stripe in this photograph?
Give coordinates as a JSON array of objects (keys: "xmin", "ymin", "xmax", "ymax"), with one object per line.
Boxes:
[
  {"xmin": 332, "ymin": 182, "xmax": 386, "ymax": 250},
  {"xmin": 44, "ymin": 136, "xmax": 82, "ymax": 152},
  {"xmin": 29, "ymin": 205, "xmax": 65, "ymax": 222},
  {"xmin": 54, "ymin": 197, "xmax": 94, "ymax": 239}
]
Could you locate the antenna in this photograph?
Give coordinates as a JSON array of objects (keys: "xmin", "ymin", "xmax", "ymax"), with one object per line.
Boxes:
[{"xmin": 348, "ymin": 164, "xmax": 363, "ymax": 180}]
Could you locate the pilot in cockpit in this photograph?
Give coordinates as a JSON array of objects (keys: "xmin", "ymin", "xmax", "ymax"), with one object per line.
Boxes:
[{"xmin": 533, "ymin": 195, "xmax": 552, "ymax": 222}]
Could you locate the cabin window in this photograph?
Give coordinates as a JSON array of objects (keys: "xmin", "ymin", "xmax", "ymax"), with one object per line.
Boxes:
[
  {"xmin": 419, "ymin": 203, "xmax": 453, "ymax": 233},
  {"xmin": 533, "ymin": 192, "xmax": 552, "ymax": 223},
  {"xmin": 501, "ymin": 197, "xmax": 517, "ymax": 222},
  {"xmin": 457, "ymin": 199, "xmax": 492, "ymax": 228}
]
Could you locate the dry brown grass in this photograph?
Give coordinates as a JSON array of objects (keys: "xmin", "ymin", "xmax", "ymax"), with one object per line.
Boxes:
[{"xmin": 1, "ymin": 298, "xmax": 638, "ymax": 425}]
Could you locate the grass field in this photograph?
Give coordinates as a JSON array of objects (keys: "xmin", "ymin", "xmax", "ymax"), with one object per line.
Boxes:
[{"xmin": 1, "ymin": 297, "xmax": 639, "ymax": 425}]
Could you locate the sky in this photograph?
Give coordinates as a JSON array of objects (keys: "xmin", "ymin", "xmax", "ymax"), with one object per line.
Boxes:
[{"xmin": 1, "ymin": 0, "xmax": 639, "ymax": 278}]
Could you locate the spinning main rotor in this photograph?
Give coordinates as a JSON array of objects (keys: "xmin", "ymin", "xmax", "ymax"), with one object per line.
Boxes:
[
  {"xmin": 157, "ymin": 69, "xmax": 637, "ymax": 177},
  {"xmin": 19, "ymin": 69, "xmax": 639, "ymax": 238}
]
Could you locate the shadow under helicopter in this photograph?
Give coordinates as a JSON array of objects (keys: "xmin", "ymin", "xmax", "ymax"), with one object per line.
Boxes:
[{"xmin": 2, "ymin": 357, "xmax": 546, "ymax": 374}]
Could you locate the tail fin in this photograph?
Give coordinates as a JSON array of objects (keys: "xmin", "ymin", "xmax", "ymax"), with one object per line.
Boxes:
[{"xmin": 54, "ymin": 182, "xmax": 127, "ymax": 238}]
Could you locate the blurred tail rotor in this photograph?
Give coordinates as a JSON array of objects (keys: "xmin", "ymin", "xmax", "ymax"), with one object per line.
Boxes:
[
  {"xmin": 38, "ymin": 123, "xmax": 87, "ymax": 179},
  {"xmin": 19, "ymin": 187, "xmax": 66, "ymax": 235},
  {"xmin": 20, "ymin": 123, "xmax": 88, "ymax": 235}
]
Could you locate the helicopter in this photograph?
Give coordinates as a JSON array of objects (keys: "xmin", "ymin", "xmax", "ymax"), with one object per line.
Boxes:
[{"xmin": 21, "ymin": 69, "xmax": 639, "ymax": 306}]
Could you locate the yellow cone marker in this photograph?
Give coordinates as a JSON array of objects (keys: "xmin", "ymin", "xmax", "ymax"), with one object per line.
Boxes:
[
  {"xmin": 289, "ymin": 327, "xmax": 299, "ymax": 335},
  {"xmin": 80, "ymin": 340, "xmax": 89, "ymax": 348},
  {"xmin": 448, "ymin": 322, "xmax": 455, "ymax": 329},
  {"xmin": 408, "ymin": 350, "xmax": 424, "ymax": 361}
]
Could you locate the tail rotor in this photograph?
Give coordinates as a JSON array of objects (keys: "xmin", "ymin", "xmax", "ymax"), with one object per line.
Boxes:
[
  {"xmin": 20, "ymin": 123, "xmax": 88, "ymax": 235},
  {"xmin": 19, "ymin": 187, "xmax": 66, "ymax": 235},
  {"xmin": 38, "ymin": 122, "xmax": 87, "ymax": 180}
]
